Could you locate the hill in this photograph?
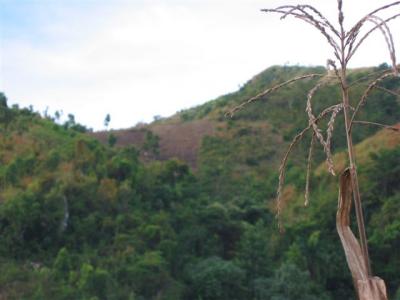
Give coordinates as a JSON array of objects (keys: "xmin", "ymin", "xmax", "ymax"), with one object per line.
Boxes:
[
  {"xmin": 0, "ymin": 64, "xmax": 399, "ymax": 300},
  {"xmin": 93, "ymin": 64, "xmax": 399, "ymax": 199}
]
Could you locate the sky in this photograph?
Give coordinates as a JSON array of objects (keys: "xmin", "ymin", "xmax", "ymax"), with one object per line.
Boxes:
[{"xmin": 0, "ymin": 0, "xmax": 399, "ymax": 130}]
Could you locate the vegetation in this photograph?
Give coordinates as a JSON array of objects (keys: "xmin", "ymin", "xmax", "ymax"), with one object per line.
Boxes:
[
  {"xmin": 0, "ymin": 61, "xmax": 398, "ymax": 300},
  {"xmin": 227, "ymin": 2, "xmax": 400, "ymax": 298}
]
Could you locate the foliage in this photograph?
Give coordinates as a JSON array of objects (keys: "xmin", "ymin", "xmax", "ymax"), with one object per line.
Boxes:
[
  {"xmin": 0, "ymin": 62, "xmax": 398, "ymax": 300},
  {"xmin": 187, "ymin": 256, "xmax": 246, "ymax": 300}
]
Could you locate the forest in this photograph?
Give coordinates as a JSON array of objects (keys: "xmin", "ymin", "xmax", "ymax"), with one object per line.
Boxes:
[{"xmin": 0, "ymin": 64, "xmax": 399, "ymax": 299}]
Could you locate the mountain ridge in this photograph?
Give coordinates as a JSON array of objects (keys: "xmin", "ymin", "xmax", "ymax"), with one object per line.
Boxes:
[{"xmin": 92, "ymin": 64, "xmax": 399, "ymax": 172}]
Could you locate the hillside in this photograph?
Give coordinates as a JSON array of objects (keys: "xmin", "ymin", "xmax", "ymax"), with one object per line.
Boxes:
[
  {"xmin": 93, "ymin": 64, "xmax": 399, "ymax": 192},
  {"xmin": 0, "ymin": 64, "xmax": 399, "ymax": 300},
  {"xmin": 92, "ymin": 119, "xmax": 216, "ymax": 169}
]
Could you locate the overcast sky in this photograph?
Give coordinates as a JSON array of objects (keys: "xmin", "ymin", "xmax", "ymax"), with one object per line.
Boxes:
[{"xmin": 1, "ymin": 0, "xmax": 399, "ymax": 130}]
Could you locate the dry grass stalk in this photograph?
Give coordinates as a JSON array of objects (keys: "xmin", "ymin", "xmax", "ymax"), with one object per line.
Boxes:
[
  {"xmin": 347, "ymin": 14, "xmax": 400, "ymax": 69},
  {"xmin": 337, "ymin": 169, "xmax": 388, "ymax": 300},
  {"xmin": 366, "ymin": 15, "xmax": 396, "ymax": 66},
  {"xmin": 276, "ymin": 103, "xmax": 343, "ymax": 228},
  {"xmin": 304, "ymin": 132, "xmax": 315, "ymax": 207},
  {"xmin": 261, "ymin": 6, "xmax": 341, "ymax": 60},
  {"xmin": 226, "ymin": 73, "xmax": 323, "ymax": 117},
  {"xmin": 348, "ymin": 67, "xmax": 394, "ymax": 88},
  {"xmin": 228, "ymin": 0, "xmax": 400, "ymax": 296},
  {"xmin": 352, "ymin": 120, "xmax": 400, "ymax": 131},
  {"xmin": 350, "ymin": 71, "xmax": 397, "ymax": 130},
  {"xmin": 276, "ymin": 125, "xmax": 311, "ymax": 228},
  {"xmin": 261, "ymin": 4, "xmax": 400, "ymax": 279},
  {"xmin": 326, "ymin": 103, "xmax": 343, "ymax": 159},
  {"xmin": 305, "ymin": 79, "xmax": 337, "ymax": 175},
  {"xmin": 345, "ymin": 1, "xmax": 400, "ymax": 57},
  {"xmin": 327, "ymin": 59, "xmax": 342, "ymax": 83},
  {"xmin": 375, "ymin": 85, "xmax": 400, "ymax": 97}
]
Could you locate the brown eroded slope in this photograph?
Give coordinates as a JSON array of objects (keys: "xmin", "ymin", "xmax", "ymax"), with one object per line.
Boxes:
[{"xmin": 91, "ymin": 119, "xmax": 216, "ymax": 169}]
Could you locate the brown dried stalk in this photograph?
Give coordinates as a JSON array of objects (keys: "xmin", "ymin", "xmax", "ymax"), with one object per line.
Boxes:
[
  {"xmin": 346, "ymin": 1, "xmax": 400, "ymax": 65},
  {"xmin": 346, "ymin": 1, "xmax": 400, "ymax": 38},
  {"xmin": 346, "ymin": 13, "xmax": 400, "ymax": 69},
  {"xmin": 375, "ymin": 85, "xmax": 400, "ymax": 98},
  {"xmin": 306, "ymin": 80, "xmax": 337, "ymax": 175},
  {"xmin": 350, "ymin": 71, "xmax": 396, "ymax": 131},
  {"xmin": 348, "ymin": 67, "xmax": 393, "ymax": 88},
  {"xmin": 326, "ymin": 104, "xmax": 343, "ymax": 158},
  {"xmin": 353, "ymin": 120, "xmax": 400, "ymax": 131},
  {"xmin": 367, "ymin": 15, "xmax": 396, "ymax": 67},
  {"xmin": 337, "ymin": 169, "xmax": 388, "ymax": 300},
  {"xmin": 276, "ymin": 126, "xmax": 310, "ymax": 229},
  {"xmin": 226, "ymin": 73, "xmax": 323, "ymax": 117},
  {"xmin": 327, "ymin": 59, "xmax": 342, "ymax": 84},
  {"xmin": 304, "ymin": 132, "xmax": 315, "ymax": 207},
  {"xmin": 276, "ymin": 103, "xmax": 343, "ymax": 223},
  {"xmin": 232, "ymin": 1, "xmax": 400, "ymax": 293},
  {"xmin": 261, "ymin": 6, "xmax": 341, "ymax": 60}
]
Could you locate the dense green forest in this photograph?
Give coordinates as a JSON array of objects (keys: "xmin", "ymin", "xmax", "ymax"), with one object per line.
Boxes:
[{"xmin": 0, "ymin": 65, "xmax": 399, "ymax": 299}]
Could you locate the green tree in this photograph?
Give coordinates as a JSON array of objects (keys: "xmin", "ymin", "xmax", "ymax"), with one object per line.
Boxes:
[
  {"xmin": 78, "ymin": 263, "xmax": 114, "ymax": 299},
  {"xmin": 108, "ymin": 133, "xmax": 117, "ymax": 147},
  {"xmin": 0, "ymin": 92, "xmax": 12, "ymax": 128},
  {"xmin": 255, "ymin": 263, "xmax": 331, "ymax": 300},
  {"xmin": 143, "ymin": 130, "xmax": 160, "ymax": 156},
  {"xmin": 104, "ymin": 113, "xmax": 111, "ymax": 129},
  {"xmin": 188, "ymin": 257, "xmax": 246, "ymax": 300},
  {"xmin": 52, "ymin": 247, "xmax": 72, "ymax": 280}
]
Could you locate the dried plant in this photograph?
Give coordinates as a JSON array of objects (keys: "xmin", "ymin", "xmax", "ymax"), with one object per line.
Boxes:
[{"xmin": 228, "ymin": 1, "xmax": 400, "ymax": 298}]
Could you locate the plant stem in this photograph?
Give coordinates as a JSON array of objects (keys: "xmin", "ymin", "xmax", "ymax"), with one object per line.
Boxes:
[
  {"xmin": 341, "ymin": 68, "xmax": 372, "ymax": 277},
  {"xmin": 338, "ymin": 15, "xmax": 372, "ymax": 276}
]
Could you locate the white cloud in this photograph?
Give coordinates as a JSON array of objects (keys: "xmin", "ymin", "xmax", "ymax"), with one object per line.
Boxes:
[{"xmin": 1, "ymin": 0, "xmax": 399, "ymax": 129}]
